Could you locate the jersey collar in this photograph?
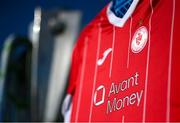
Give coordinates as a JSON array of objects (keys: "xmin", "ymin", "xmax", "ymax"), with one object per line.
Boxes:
[{"xmin": 106, "ymin": 0, "xmax": 139, "ymax": 27}]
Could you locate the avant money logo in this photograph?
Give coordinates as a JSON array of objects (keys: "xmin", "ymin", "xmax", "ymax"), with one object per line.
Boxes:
[{"xmin": 94, "ymin": 85, "xmax": 105, "ymax": 106}]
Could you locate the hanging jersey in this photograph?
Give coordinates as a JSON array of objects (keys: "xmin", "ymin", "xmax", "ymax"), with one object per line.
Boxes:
[{"xmin": 65, "ymin": 0, "xmax": 180, "ymax": 122}]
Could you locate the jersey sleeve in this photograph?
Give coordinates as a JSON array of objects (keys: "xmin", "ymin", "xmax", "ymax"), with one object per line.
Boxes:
[
  {"xmin": 66, "ymin": 31, "xmax": 86, "ymax": 96},
  {"xmin": 61, "ymin": 31, "xmax": 86, "ymax": 122}
]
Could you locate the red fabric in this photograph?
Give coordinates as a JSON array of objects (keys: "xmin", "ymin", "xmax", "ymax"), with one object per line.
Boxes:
[{"xmin": 67, "ymin": 0, "xmax": 180, "ymax": 122}]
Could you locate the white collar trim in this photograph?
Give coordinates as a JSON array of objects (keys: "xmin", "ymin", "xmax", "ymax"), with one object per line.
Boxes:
[{"xmin": 107, "ymin": 0, "xmax": 139, "ymax": 27}]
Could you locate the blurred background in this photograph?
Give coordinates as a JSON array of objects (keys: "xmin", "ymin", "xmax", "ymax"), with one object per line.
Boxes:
[{"xmin": 0, "ymin": 0, "xmax": 110, "ymax": 122}]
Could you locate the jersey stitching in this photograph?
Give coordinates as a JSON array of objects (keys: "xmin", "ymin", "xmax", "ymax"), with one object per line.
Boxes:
[
  {"xmin": 109, "ymin": 26, "xmax": 116, "ymax": 78},
  {"xmin": 75, "ymin": 37, "xmax": 88, "ymax": 122},
  {"xmin": 122, "ymin": 115, "xmax": 125, "ymax": 123},
  {"xmin": 166, "ymin": 0, "xmax": 176, "ymax": 121},
  {"xmin": 127, "ymin": 16, "xmax": 133, "ymax": 68},
  {"xmin": 89, "ymin": 23, "xmax": 102, "ymax": 122},
  {"xmin": 142, "ymin": 0, "xmax": 154, "ymax": 122}
]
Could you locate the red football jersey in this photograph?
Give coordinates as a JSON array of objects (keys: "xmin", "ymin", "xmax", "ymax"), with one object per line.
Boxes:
[{"xmin": 65, "ymin": 0, "xmax": 180, "ymax": 122}]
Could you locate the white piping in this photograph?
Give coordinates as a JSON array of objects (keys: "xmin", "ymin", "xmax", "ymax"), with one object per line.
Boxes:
[
  {"xmin": 75, "ymin": 37, "xmax": 88, "ymax": 122},
  {"xmin": 127, "ymin": 17, "xmax": 133, "ymax": 68},
  {"xmin": 142, "ymin": 0, "xmax": 154, "ymax": 122},
  {"xmin": 122, "ymin": 115, "xmax": 125, "ymax": 123},
  {"xmin": 89, "ymin": 23, "xmax": 102, "ymax": 122},
  {"xmin": 166, "ymin": 0, "xmax": 175, "ymax": 122},
  {"xmin": 109, "ymin": 26, "xmax": 116, "ymax": 78}
]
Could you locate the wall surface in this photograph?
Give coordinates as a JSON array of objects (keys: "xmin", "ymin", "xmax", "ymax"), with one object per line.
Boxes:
[{"xmin": 0, "ymin": 0, "xmax": 110, "ymax": 44}]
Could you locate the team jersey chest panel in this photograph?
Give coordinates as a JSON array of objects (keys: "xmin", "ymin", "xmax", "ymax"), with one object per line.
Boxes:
[{"xmin": 70, "ymin": 0, "xmax": 179, "ymax": 122}]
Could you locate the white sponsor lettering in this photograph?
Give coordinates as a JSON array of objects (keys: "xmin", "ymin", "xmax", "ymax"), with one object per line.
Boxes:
[
  {"xmin": 108, "ymin": 72, "xmax": 139, "ymax": 97},
  {"xmin": 93, "ymin": 72, "xmax": 144, "ymax": 115},
  {"xmin": 107, "ymin": 90, "xmax": 143, "ymax": 114}
]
